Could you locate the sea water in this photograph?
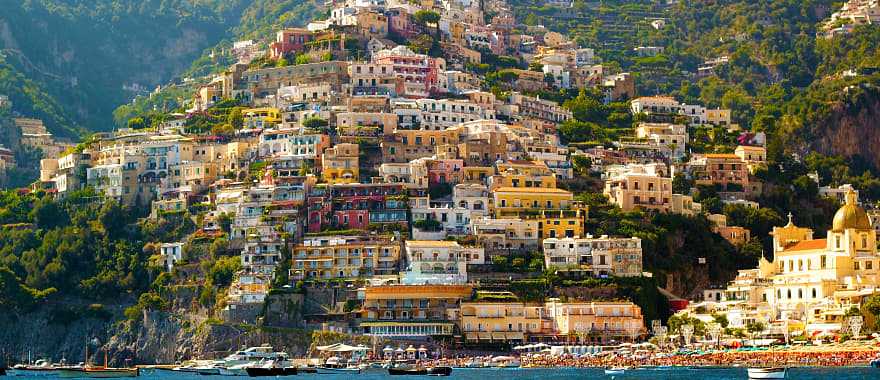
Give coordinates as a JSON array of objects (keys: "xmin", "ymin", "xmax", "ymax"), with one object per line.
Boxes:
[{"xmin": 16, "ymin": 366, "xmax": 876, "ymax": 379}]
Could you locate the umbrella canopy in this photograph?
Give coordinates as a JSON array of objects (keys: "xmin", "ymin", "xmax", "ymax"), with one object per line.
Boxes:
[
  {"xmin": 406, "ymin": 345, "xmax": 417, "ymax": 352},
  {"xmin": 316, "ymin": 343, "xmax": 367, "ymax": 352},
  {"xmin": 383, "ymin": 346, "xmax": 394, "ymax": 352}
]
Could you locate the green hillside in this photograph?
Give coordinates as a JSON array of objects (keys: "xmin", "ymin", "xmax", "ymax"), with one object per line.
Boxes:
[{"xmin": 0, "ymin": 0, "xmax": 324, "ymax": 139}]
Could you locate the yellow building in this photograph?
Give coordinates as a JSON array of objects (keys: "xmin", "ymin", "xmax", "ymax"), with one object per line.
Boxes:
[
  {"xmin": 530, "ymin": 206, "xmax": 588, "ymax": 239},
  {"xmin": 491, "ymin": 160, "xmax": 558, "ymax": 190},
  {"xmin": 685, "ymin": 189, "xmax": 880, "ymax": 334},
  {"xmin": 459, "ymin": 298, "xmax": 545, "ymax": 343},
  {"xmin": 243, "ymin": 107, "xmax": 282, "ymax": 129},
  {"xmin": 322, "ymin": 143, "xmax": 359, "ymax": 184},
  {"xmin": 291, "ymin": 236, "xmax": 401, "ymax": 280},
  {"xmin": 492, "ymin": 187, "xmax": 574, "ymax": 217},
  {"xmin": 360, "ymin": 284, "xmax": 473, "ymax": 338}
]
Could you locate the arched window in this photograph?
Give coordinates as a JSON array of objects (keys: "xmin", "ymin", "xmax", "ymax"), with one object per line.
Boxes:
[
  {"xmin": 787, "ymin": 289, "xmax": 792, "ymax": 299},
  {"xmin": 812, "ymin": 288, "xmax": 817, "ymax": 298}
]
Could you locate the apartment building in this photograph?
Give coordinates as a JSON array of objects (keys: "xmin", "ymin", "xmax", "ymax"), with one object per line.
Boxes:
[
  {"xmin": 543, "ymin": 235, "xmax": 643, "ymax": 277},
  {"xmin": 371, "ymin": 45, "xmax": 446, "ymax": 98},
  {"xmin": 322, "ymin": 143, "xmax": 359, "ymax": 184},
  {"xmin": 402, "ymin": 240, "xmax": 485, "ymax": 285},
  {"xmin": 635, "ymin": 123, "xmax": 688, "ymax": 160},
  {"xmin": 291, "ymin": 236, "xmax": 401, "ymax": 280},
  {"xmin": 415, "ymin": 98, "xmax": 495, "ymax": 130},
  {"xmin": 360, "ymin": 284, "xmax": 473, "ymax": 337},
  {"xmin": 492, "ymin": 187, "xmax": 574, "ymax": 217},
  {"xmin": 603, "ymin": 163, "xmax": 672, "ymax": 212}
]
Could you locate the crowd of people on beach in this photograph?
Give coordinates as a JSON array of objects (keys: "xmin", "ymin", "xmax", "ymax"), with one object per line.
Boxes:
[
  {"xmin": 519, "ymin": 350, "xmax": 878, "ymax": 368},
  {"xmin": 403, "ymin": 349, "xmax": 879, "ymax": 368}
]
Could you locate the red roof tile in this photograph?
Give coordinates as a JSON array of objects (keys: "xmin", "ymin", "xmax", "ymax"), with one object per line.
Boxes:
[{"xmin": 783, "ymin": 239, "xmax": 827, "ymax": 252}]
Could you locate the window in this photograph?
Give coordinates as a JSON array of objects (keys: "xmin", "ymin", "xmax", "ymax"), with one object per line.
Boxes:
[
  {"xmin": 855, "ymin": 261, "xmax": 860, "ymax": 270},
  {"xmin": 868, "ymin": 261, "xmax": 874, "ymax": 270}
]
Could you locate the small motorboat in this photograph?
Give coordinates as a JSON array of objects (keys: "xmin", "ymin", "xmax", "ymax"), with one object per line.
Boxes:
[
  {"xmin": 218, "ymin": 363, "xmax": 252, "ymax": 376},
  {"xmin": 427, "ymin": 367, "xmax": 452, "ymax": 376},
  {"xmin": 604, "ymin": 367, "xmax": 628, "ymax": 375},
  {"xmin": 747, "ymin": 367, "xmax": 787, "ymax": 379},
  {"xmin": 389, "ymin": 367, "xmax": 426, "ymax": 376},
  {"xmin": 244, "ymin": 366, "xmax": 298, "ymax": 377},
  {"xmin": 388, "ymin": 366, "xmax": 452, "ymax": 376},
  {"xmin": 316, "ymin": 357, "xmax": 360, "ymax": 373},
  {"xmin": 8, "ymin": 359, "xmax": 67, "ymax": 376}
]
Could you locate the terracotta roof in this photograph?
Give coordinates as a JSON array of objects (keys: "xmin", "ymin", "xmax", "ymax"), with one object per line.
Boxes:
[{"xmin": 783, "ymin": 239, "xmax": 827, "ymax": 252}]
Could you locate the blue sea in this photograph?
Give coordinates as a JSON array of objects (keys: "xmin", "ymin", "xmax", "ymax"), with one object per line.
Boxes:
[{"xmin": 17, "ymin": 366, "xmax": 872, "ymax": 379}]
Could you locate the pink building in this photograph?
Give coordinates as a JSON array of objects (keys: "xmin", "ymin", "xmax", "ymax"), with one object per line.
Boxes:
[
  {"xmin": 427, "ymin": 159, "xmax": 464, "ymax": 186},
  {"xmin": 372, "ymin": 46, "xmax": 446, "ymax": 98},
  {"xmin": 269, "ymin": 28, "xmax": 314, "ymax": 59}
]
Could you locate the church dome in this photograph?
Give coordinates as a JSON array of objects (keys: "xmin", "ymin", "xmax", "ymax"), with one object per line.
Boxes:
[{"xmin": 832, "ymin": 188, "xmax": 872, "ymax": 232}]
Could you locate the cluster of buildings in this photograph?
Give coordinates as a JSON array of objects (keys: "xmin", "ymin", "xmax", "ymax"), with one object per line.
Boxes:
[
  {"xmin": 30, "ymin": 0, "xmax": 651, "ymax": 345},
  {"xmin": 681, "ymin": 189, "xmax": 880, "ymax": 337},
  {"xmin": 821, "ymin": 0, "xmax": 880, "ymax": 38}
]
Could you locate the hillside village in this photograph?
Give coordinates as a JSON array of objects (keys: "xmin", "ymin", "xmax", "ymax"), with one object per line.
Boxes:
[{"xmin": 2, "ymin": 0, "xmax": 880, "ymax": 360}]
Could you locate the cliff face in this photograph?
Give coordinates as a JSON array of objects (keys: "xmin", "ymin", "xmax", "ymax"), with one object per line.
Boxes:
[
  {"xmin": 811, "ymin": 85, "xmax": 880, "ymax": 169},
  {"xmin": 0, "ymin": 293, "xmax": 311, "ymax": 366}
]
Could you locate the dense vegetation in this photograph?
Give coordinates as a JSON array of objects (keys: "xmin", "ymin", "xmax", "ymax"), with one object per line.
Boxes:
[{"xmin": 0, "ymin": 0, "xmax": 325, "ymax": 138}]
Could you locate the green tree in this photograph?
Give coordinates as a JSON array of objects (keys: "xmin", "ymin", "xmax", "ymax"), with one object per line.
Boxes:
[
  {"xmin": 227, "ymin": 108, "xmax": 244, "ymax": 129},
  {"xmin": 302, "ymin": 117, "xmax": 329, "ymax": 131},
  {"xmin": 413, "ymin": 10, "xmax": 440, "ymax": 26},
  {"xmin": 127, "ymin": 117, "xmax": 147, "ymax": 129}
]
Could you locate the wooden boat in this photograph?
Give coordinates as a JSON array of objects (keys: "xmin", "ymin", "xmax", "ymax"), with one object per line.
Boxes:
[
  {"xmin": 747, "ymin": 367, "xmax": 787, "ymax": 379},
  {"xmin": 388, "ymin": 366, "xmax": 452, "ymax": 376},
  {"xmin": 58, "ymin": 346, "xmax": 139, "ymax": 378},
  {"xmin": 244, "ymin": 367, "xmax": 298, "ymax": 377},
  {"xmin": 8, "ymin": 359, "xmax": 67, "ymax": 376},
  {"xmin": 56, "ymin": 367, "xmax": 139, "ymax": 378}
]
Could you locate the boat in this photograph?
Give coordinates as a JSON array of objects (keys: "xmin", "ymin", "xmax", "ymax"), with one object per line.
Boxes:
[
  {"xmin": 489, "ymin": 356, "xmax": 520, "ymax": 368},
  {"xmin": 316, "ymin": 357, "xmax": 361, "ymax": 373},
  {"xmin": 388, "ymin": 366, "xmax": 452, "ymax": 376},
  {"xmin": 314, "ymin": 366, "xmax": 361, "ymax": 374},
  {"xmin": 56, "ymin": 367, "xmax": 139, "ymax": 378},
  {"xmin": 56, "ymin": 347, "xmax": 138, "ymax": 378},
  {"xmin": 8, "ymin": 360, "xmax": 62, "ymax": 377},
  {"xmin": 604, "ymin": 367, "xmax": 628, "ymax": 375},
  {"xmin": 218, "ymin": 363, "xmax": 253, "ymax": 377},
  {"xmin": 389, "ymin": 367, "xmax": 428, "ymax": 376},
  {"xmin": 244, "ymin": 367, "xmax": 298, "ymax": 377},
  {"xmin": 296, "ymin": 367, "xmax": 317, "ymax": 374},
  {"xmin": 747, "ymin": 367, "xmax": 787, "ymax": 379},
  {"xmin": 427, "ymin": 367, "xmax": 452, "ymax": 376}
]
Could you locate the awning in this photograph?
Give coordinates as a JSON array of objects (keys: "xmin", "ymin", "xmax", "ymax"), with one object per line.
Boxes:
[{"xmin": 478, "ymin": 332, "xmax": 491, "ymax": 341}]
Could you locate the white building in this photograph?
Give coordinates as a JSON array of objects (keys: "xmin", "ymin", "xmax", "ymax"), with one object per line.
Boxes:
[
  {"xmin": 159, "ymin": 242, "xmax": 184, "ymax": 271},
  {"xmin": 402, "ymin": 240, "xmax": 484, "ymax": 285},
  {"xmin": 543, "ymin": 235, "xmax": 643, "ymax": 277}
]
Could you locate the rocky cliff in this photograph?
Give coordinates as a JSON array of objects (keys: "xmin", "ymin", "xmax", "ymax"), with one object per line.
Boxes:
[{"xmin": 811, "ymin": 84, "xmax": 880, "ymax": 170}]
